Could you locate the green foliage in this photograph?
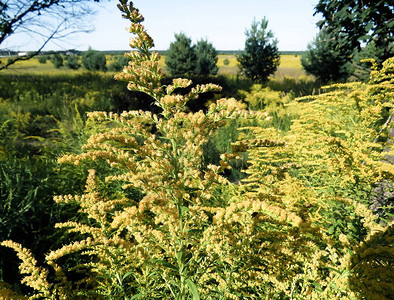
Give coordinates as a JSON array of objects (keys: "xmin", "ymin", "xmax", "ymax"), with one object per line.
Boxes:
[
  {"xmin": 38, "ymin": 55, "xmax": 47, "ymax": 64},
  {"xmin": 195, "ymin": 39, "xmax": 218, "ymax": 76},
  {"xmin": 108, "ymin": 55, "xmax": 129, "ymax": 72},
  {"xmin": 0, "ymin": 0, "xmax": 103, "ymax": 71},
  {"xmin": 82, "ymin": 47, "xmax": 107, "ymax": 72},
  {"xmin": 50, "ymin": 53, "xmax": 63, "ymax": 69},
  {"xmin": 353, "ymin": 41, "xmax": 390, "ymax": 81},
  {"xmin": 240, "ymin": 84, "xmax": 294, "ymax": 131},
  {"xmin": 0, "ymin": 1, "xmax": 393, "ymax": 299},
  {"xmin": 223, "ymin": 58, "xmax": 230, "ymax": 66},
  {"xmin": 165, "ymin": 32, "xmax": 197, "ymax": 77},
  {"xmin": 301, "ymin": 28, "xmax": 354, "ymax": 83},
  {"xmin": 315, "ymin": 0, "xmax": 394, "ymax": 63},
  {"xmin": 65, "ymin": 55, "xmax": 80, "ymax": 70},
  {"xmin": 0, "ymin": 70, "xmax": 129, "ymax": 292},
  {"xmin": 237, "ymin": 17, "xmax": 280, "ymax": 83}
]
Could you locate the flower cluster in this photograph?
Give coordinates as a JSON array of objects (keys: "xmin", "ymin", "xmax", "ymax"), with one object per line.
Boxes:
[
  {"xmin": 0, "ymin": 241, "xmax": 51, "ymax": 299},
  {"xmin": 2, "ymin": 1, "xmax": 392, "ymax": 299}
]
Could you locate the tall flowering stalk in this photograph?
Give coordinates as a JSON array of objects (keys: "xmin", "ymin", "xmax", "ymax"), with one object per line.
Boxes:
[
  {"xmin": 2, "ymin": 1, "xmax": 259, "ymax": 298},
  {"xmin": 1, "ymin": 1, "xmax": 392, "ymax": 299}
]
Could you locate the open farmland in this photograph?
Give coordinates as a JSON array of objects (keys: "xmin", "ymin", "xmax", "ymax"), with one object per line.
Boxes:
[{"xmin": 2, "ymin": 54, "xmax": 307, "ymax": 79}]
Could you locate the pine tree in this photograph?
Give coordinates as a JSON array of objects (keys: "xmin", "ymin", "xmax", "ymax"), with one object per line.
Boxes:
[
  {"xmin": 165, "ymin": 33, "xmax": 197, "ymax": 77},
  {"xmin": 237, "ymin": 18, "xmax": 280, "ymax": 83},
  {"xmin": 301, "ymin": 28, "xmax": 354, "ymax": 83},
  {"xmin": 195, "ymin": 39, "xmax": 218, "ymax": 76}
]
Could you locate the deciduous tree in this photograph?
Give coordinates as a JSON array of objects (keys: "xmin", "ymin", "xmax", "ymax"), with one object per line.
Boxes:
[
  {"xmin": 0, "ymin": 0, "xmax": 102, "ymax": 70},
  {"xmin": 315, "ymin": 0, "xmax": 394, "ymax": 64},
  {"xmin": 65, "ymin": 55, "xmax": 80, "ymax": 70},
  {"xmin": 50, "ymin": 53, "xmax": 63, "ymax": 68}
]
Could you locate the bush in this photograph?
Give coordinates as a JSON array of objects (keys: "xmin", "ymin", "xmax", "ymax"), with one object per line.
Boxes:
[
  {"xmin": 108, "ymin": 55, "xmax": 129, "ymax": 72},
  {"xmin": 223, "ymin": 58, "xmax": 230, "ymax": 66},
  {"xmin": 38, "ymin": 55, "xmax": 47, "ymax": 64},
  {"xmin": 50, "ymin": 53, "xmax": 63, "ymax": 68},
  {"xmin": 65, "ymin": 55, "xmax": 80, "ymax": 70},
  {"xmin": 82, "ymin": 48, "xmax": 107, "ymax": 72}
]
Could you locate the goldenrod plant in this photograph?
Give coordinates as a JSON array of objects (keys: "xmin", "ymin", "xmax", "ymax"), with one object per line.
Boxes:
[
  {"xmin": 237, "ymin": 57, "xmax": 394, "ymax": 298},
  {"xmin": 1, "ymin": 1, "xmax": 393, "ymax": 299}
]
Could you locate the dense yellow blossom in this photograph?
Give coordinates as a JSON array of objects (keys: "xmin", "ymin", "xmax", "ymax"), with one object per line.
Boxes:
[{"xmin": 2, "ymin": 1, "xmax": 393, "ymax": 299}]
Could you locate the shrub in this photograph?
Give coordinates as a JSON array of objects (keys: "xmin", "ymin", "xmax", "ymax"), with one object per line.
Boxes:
[
  {"xmin": 38, "ymin": 55, "xmax": 47, "ymax": 64},
  {"xmin": 82, "ymin": 48, "xmax": 107, "ymax": 71},
  {"xmin": 65, "ymin": 55, "xmax": 80, "ymax": 70},
  {"xmin": 50, "ymin": 53, "xmax": 63, "ymax": 68},
  {"xmin": 108, "ymin": 55, "xmax": 129, "ymax": 71},
  {"xmin": 223, "ymin": 58, "xmax": 230, "ymax": 66}
]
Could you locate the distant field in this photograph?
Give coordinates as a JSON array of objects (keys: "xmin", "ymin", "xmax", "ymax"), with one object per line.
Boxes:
[
  {"xmin": 160, "ymin": 54, "xmax": 306, "ymax": 77},
  {"xmin": 1, "ymin": 54, "xmax": 306, "ymax": 78}
]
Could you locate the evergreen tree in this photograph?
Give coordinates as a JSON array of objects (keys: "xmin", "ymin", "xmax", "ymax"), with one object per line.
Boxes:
[
  {"xmin": 165, "ymin": 33, "xmax": 197, "ymax": 77},
  {"xmin": 82, "ymin": 48, "xmax": 107, "ymax": 72},
  {"xmin": 195, "ymin": 39, "xmax": 218, "ymax": 76},
  {"xmin": 301, "ymin": 28, "xmax": 354, "ymax": 83},
  {"xmin": 237, "ymin": 18, "xmax": 280, "ymax": 83}
]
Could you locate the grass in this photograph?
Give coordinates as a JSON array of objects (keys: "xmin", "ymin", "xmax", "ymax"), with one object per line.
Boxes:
[
  {"xmin": 273, "ymin": 55, "xmax": 306, "ymax": 78},
  {"xmin": 217, "ymin": 54, "xmax": 307, "ymax": 78},
  {"xmin": 2, "ymin": 54, "xmax": 307, "ymax": 79}
]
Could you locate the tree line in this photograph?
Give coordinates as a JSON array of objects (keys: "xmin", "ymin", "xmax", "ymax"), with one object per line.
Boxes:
[{"xmin": 1, "ymin": 1, "xmax": 392, "ymax": 85}]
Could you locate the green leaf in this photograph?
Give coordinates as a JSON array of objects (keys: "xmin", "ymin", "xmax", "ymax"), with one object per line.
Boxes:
[
  {"xmin": 328, "ymin": 226, "xmax": 335, "ymax": 234},
  {"xmin": 122, "ymin": 271, "xmax": 134, "ymax": 280},
  {"xmin": 150, "ymin": 259, "xmax": 178, "ymax": 271},
  {"xmin": 187, "ymin": 228, "xmax": 203, "ymax": 234},
  {"xmin": 176, "ymin": 249, "xmax": 184, "ymax": 263},
  {"xmin": 181, "ymin": 205, "xmax": 189, "ymax": 213},
  {"xmin": 357, "ymin": 34, "xmax": 370, "ymax": 41},
  {"xmin": 340, "ymin": 270, "xmax": 351, "ymax": 278},
  {"xmin": 365, "ymin": 22, "xmax": 373, "ymax": 32},
  {"xmin": 185, "ymin": 279, "xmax": 200, "ymax": 300},
  {"xmin": 130, "ymin": 294, "xmax": 144, "ymax": 300},
  {"xmin": 312, "ymin": 281, "xmax": 323, "ymax": 293}
]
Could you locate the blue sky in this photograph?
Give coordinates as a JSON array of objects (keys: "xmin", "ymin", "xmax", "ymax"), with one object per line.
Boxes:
[{"xmin": 4, "ymin": 0, "xmax": 322, "ymax": 51}]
